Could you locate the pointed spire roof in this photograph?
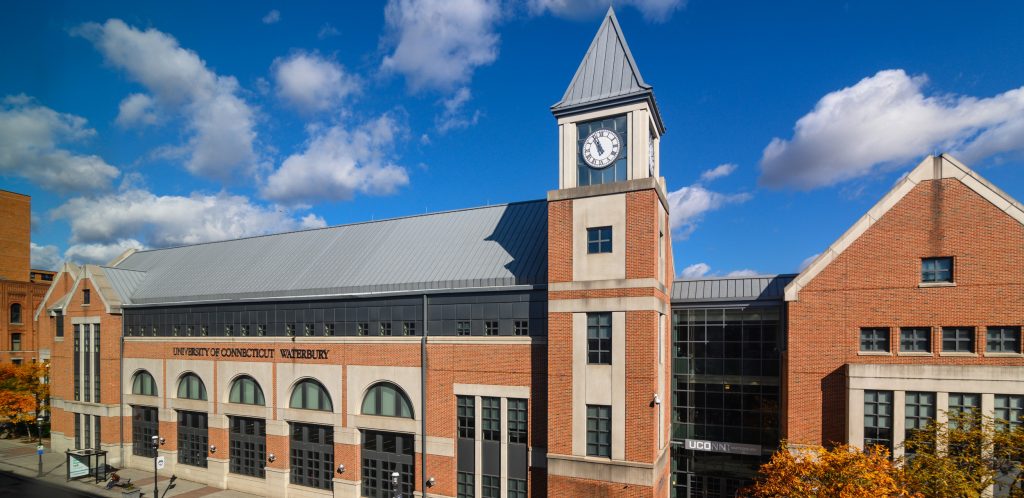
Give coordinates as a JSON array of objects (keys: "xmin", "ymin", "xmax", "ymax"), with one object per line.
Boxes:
[{"xmin": 552, "ymin": 7, "xmax": 665, "ymax": 133}]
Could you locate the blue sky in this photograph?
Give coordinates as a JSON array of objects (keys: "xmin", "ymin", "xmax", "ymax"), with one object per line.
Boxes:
[{"xmin": 3, "ymin": 1, "xmax": 1024, "ymax": 277}]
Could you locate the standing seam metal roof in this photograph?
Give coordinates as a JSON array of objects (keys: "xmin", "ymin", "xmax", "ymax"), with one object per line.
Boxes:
[
  {"xmin": 111, "ymin": 201, "xmax": 548, "ymax": 305},
  {"xmin": 671, "ymin": 275, "xmax": 796, "ymax": 303}
]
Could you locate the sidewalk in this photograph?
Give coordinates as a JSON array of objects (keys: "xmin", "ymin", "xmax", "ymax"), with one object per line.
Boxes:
[{"xmin": 0, "ymin": 437, "xmax": 260, "ymax": 498}]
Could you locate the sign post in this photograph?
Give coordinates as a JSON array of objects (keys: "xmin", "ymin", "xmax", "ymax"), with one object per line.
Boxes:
[{"xmin": 36, "ymin": 444, "xmax": 44, "ymax": 477}]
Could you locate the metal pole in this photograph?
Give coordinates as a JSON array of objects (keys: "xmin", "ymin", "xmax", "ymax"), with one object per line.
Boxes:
[
  {"xmin": 36, "ymin": 413, "xmax": 42, "ymax": 477},
  {"xmin": 152, "ymin": 435, "xmax": 158, "ymax": 498},
  {"xmin": 420, "ymin": 294, "xmax": 428, "ymax": 497}
]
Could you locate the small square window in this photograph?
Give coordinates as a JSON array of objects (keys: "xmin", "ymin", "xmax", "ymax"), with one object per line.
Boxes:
[
  {"xmin": 127, "ymin": 327, "xmax": 133, "ymax": 337},
  {"xmin": 456, "ymin": 321, "xmax": 471, "ymax": 336},
  {"xmin": 200, "ymin": 325, "xmax": 208, "ymax": 337},
  {"xmin": 860, "ymin": 327, "xmax": 890, "ymax": 353},
  {"xmin": 379, "ymin": 322, "xmax": 391, "ymax": 336},
  {"xmin": 186, "ymin": 325, "xmax": 194, "ymax": 336},
  {"xmin": 257, "ymin": 324, "xmax": 266, "ymax": 336},
  {"xmin": 225, "ymin": 325, "xmax": 233, "ymax": 336},
  {"xmin": 403, "ymin": 322, "xmax": 416, "ymax": 336},
  {"xmin": 922, "ymin": 257, "xmax": 953, "ymax": 283},
  {"xmin": 900, "ymin": 327, "xmax": 931, "ymax": 353},
  {"xmin": 358, "ymin": 323, "xmax": 369, "ymax": 336},
  {"xmin": 304, "ymin": 323, "xmax": 314, "ymax": 336},
  {"xmin": 323, "ymin": 323, "xmax": 334, "ymax": 336},
  {"xmin": 514, "ymin": 320, "xmax": 528, "ymax": 336},
  {"xmin": 173, "ymin": 326, "xmax": 181, "ymax": 337},
  {"xmin": 587, "ymin": 226, "xmax": 612, "ymax": 254},
  {"xmin": 484, "ymin": 321, "xmax": 499, "ymax": 336},
  {"xmin": 942, "ymin": 327, "xmax": 975, "ymax": 353},
  {"xmin": 987, "ymin": 326, "xmax": 1021, "ymax": 353},
  {"xmin": 286, "ymin": 324, "xmax": 295, "ymax": 336},
  {"xmin": 241, "ymin": 325, "xmax": 250, "ymax": 337},
  {"xmin": 151, "ymin": 325, "xmax": 158, "ymax": 336}
]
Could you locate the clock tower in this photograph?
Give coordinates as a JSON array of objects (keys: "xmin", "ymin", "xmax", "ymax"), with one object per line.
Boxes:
[{"xmin": 546, "ymin": 7, "xmax": 673, "ymax": 497}]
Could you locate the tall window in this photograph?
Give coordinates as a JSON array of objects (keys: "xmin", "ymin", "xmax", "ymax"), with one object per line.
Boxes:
[
  {"xmin": 577, "ymin": 115, "xmax": 628, "ymax": 186},
  {"xmin": 482, "ymin": 397, "xmax": 500, "ymax": 441},
  {"xmin": 859, "ymin": 327, "xmax": 889, "ymax": 352},
  {"xmin": 904, "ymin": 392, "xmax": 935, "ymax": 454},
  {"xmin": 73, "ymin": 325, "xmax": 80, "ymax": 400},
  {"xmin": 987, "ymin": 326, "xmax": 1021, "ymax": 353},
  {"xmin": 230, "ymin": 416, "xmax": 266, "ymax": 478},
  {"xmin": 229, "ymin": 376, "xmax": 266, "ymax": 405},
  {"xmin": 131, "ymin": 406, "xmax": 159, "ymax": 457},
  {"xmin": 9, "ymin": 303, "xmax": 21, "ymax": 324},
  {"xmin": 177, "ymin": 411, "xmax": 208, "ymax": 468},
  {"xmin": 83, "ymin": 288, "xmax": 90, "ymax": 305},
  {"xmin": 921, "ymin": 257, "xmax": 953, "ymax": 283},
  {"xmin": 586, "ymin": 405, "xmax": 611, "ymax": 457},
  {"xmin": 290, "ymin": 423, "xmax": 334, "ymax": 490},
  {"xmin": 132, "ymin": 370, "xmax": 158, "ymax": 396},
  {"xmin": 508, "ymin": 398, "xmax": 528, "ymax": 444},
  {"xmin": 290, "ymin": 379, "xmax": 333, "ymax": 411},
  {"xmin": 177, "ymin": 373, "xmax": 208, "ymax": 400},
  {"xmin": 900, "ymin": 327, "xmax": 931, "ymax": 353},
  {"xmin": 995, "ymin": 395, "xmax": 1024, "ymax": 431},
  {"xmin": 362, "ymin": 382, "xmax": 413, "ymax": 418},
  {"xmin": 457, "ymin": 396, "xmax": 475, "ymax": 439},
  {"xmin": 55, "ymin": 311, "xmax": 63, "ymax": 338},
  {"xmin": 10, "ymin": 333, "xmax": 21, "ymax": 351},
  {"xmin": 587, "ymin": 312, "xmax": 612, "ymax": 364},
  {"xmin": 864, "ymin": 390, "xmax": 893, "ymax": 451},
  {"xmin": 942, "ymin": 327, "xmax": 975, "ymax": 353},
  {"xmin": 83, "ymin": 325, "xmax": 90, "ymax": 401},
  {"xmin": 587, "ymin": 226, "xmax": 613, "ymax": 254},
  {"xmin": 74, "ymin": 414, "xmax": 81, "ymax": 449},
  {"xmin": 94, "ymin": 415, "xmax": 101, "ymax": 450}
]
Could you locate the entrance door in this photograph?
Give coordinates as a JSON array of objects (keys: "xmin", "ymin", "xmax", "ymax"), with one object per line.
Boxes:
[{"xmin": 361, "ymin": 430, "xmax": 414, "ymax": 498}]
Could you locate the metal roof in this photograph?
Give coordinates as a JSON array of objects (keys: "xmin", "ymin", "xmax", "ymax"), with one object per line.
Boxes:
[
  {"xmin": 551, "ymin": 7, "xmax": 664, "ymax": 133},
  {"xmin": 102, "ymin": 267, "xmax": 147, "ymax": 303},
  {"xmin": 671, "ymin": 275, "xmax": 796, "ymax": 303},
  {"xmin": 111, "ymin": 201, "xmax": 548, "ymax": 305}
]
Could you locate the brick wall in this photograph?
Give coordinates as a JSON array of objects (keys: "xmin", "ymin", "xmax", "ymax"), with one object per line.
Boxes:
[
  {"xmin": 785, "ymin": 178, "xmax": 1024, "ymax": 446},
  {"xmin": 0, "ymin": 190, "xmax": 30, "ymax": 281}
]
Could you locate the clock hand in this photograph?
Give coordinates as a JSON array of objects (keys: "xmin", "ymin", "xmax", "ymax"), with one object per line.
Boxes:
[{"xmin": 595, "ymin": 139, "xmax": 605, "ymax": 156}]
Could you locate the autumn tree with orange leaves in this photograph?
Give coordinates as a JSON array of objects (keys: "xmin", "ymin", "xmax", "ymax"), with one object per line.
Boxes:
[
  {"xmin": 742, "ymin": 443, "xmax": 920, "ymax": 498},
  {"xmin": 0, "ymin": 362, "xmax": 49, "ymax": 439}
]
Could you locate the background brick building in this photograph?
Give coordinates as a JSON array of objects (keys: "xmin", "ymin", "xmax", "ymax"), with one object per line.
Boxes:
[{"xmin": 1, "ymin": 189, "xmax": 54, "ymax": 365}]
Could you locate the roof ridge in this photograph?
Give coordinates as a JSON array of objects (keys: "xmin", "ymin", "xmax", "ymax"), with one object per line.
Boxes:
[
  {"xmin": 677, "ymin": 274, "xmax": 796, "ymax": 282},
  {"xmin": 126, "ymin": 198, "xmax": 547, "ymax": 256}
]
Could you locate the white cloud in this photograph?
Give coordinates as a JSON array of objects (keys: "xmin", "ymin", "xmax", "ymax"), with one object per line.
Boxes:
[
  {"xmin": 115, "ymin": 93, "xmax": 158, "ymax": 127},
  {"xmin": 667, "ymin": 185, "xmax": 751, "ymax": 238},
  {"xmin": 760, "ymin": 69, "xmax": 1024, "ymax": 190},
  {"xmin": 262, "ymin": 115, "xmax": 409, "ymax": 204},
  {"xmin": 75, "ymin": 19, "xmax": 259, "ymax": 181},
  {"xmin": 725, "ymin": 269, "xmax": 760, "ymax": 277},
  {"xmin": 798, "ymin": 253, "xmax": 820, "ymax": 272},
  {"xmin": 318, "ymin": 23, "xmax": 340, "ymax": 39},
  {"xmin": 0, "ymin": 95, "xmax": 119, "ymax": 193},
  {"xmin": 273, "ymin": 52, "xmax": 359, "ymax": 112},
  {"xmin": 680, "ymin": 262, "xmax": 710, "ymax": 279},
  {"xmin": 51, "ymin": 189, "xmax": 325, "ymax": 265},
  {"xmin": 64, "ymin": 239, "xmax": 145, "ymax": 266},
  {"xmin": 262, "ymin": 9, "xmax": 281, "ymax": 24},
  {"xmin": 436, "ymin": 87, "xmax": 481, "ymax": 132},
  {"xmin": 527, "ymin": 0, "xmax": 685, "ymax": 22},
  {"xmin": 699, "ymin": 163, "xmax": 736, "ymax": 182},
  {"xmin": 381, "ymin": 0, "xmax": 501, "ymax": 92},
  {"xmin": 30, "ymin": 242, "xmax": 62, "ymax": 270}
]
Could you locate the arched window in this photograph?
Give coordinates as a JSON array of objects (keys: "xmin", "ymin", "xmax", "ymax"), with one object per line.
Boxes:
[
  {"xmin": 290, "ymin": 379, "xmax": 332, "ymax": 411},
  {"xmin": 132, "ymin": 370, "xmax": 158, "ymax": 396},
  {"xmin": 177, "ymin": 373, "xmax": 207, "ymax": 400},
  {"xmin": 229, "ymin": 376, "xmax": 265, "ymax": 406},
  {"xmin": 361, "ymin": 382, "xmax": 413, "ymax": 418},
  {"xmin": 9, "ymin": 303, "xmax": 21, "ymax": 324}
]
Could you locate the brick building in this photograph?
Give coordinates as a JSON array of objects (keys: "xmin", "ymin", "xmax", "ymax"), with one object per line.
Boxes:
[
  {"xmin": 37, "ymin": 9, "xmax": 1024, "ymax": 498},
  {"xmin": 0, "ymin": 189, "xmax": 53, "ymax": 365},
  {"xmin": 783, "ymin": 154, "xmax": 1024, "ymax": 463}
]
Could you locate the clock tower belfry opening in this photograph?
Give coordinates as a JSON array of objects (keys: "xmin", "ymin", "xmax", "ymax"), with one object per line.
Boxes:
[{"xmin": 545, "ymin": 7, "xmax": 674, "ymax": 497}]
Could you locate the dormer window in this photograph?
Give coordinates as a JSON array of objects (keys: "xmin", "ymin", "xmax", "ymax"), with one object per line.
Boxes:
[
  {"xmin": 83, "ymin": 289, "xmax": 91, "ymax": 305},
  {"xmin": 921, "ymin": 257, "xmax": 953, "ymax": 283}
]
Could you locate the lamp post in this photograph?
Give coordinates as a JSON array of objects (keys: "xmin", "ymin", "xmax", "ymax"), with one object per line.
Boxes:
[
  {"xmin": 151, "ymin": 435, "xmax": 159, "ymax": 498},
  {"xmin": 35, "ymin": 413, "xmax": 43, "ymax": 477},
  {"xmin": 392, "ymin": 471, "xmax": 401, "ymax": 498}
]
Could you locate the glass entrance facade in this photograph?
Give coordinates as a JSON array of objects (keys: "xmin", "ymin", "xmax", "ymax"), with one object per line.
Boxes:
[
  {"xmin": 361, "ymin": 430, "xmax": 414, "ymax": 498},
  {"xmin": 671, "ymin": 305, "xmax": 783, "ymax": 498}
]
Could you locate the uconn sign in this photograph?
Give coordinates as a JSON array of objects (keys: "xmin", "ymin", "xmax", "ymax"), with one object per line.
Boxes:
[{"xmin": 683, "ymin": 439, "xmax": 762, "ymax": 456}]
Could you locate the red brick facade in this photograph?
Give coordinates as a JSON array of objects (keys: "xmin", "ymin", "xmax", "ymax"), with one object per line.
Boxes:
[{"xmin": 784, "ymin": 177, "xmax": 1024, "ymax": 446}]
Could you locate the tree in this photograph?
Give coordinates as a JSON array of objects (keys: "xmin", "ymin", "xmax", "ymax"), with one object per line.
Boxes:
[
  {"xmin": 0, "ymin": 363, "xmax": 50, "ymax": 439},
  {"xmin": 900, "ymin": 410, "xmax": 1024, "ymax": 498},
  {"xmin": 743, "ymin": 442, "xmax": 920, "ymax": 498}
]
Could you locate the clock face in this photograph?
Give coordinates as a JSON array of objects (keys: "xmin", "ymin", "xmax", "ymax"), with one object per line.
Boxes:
[{"xmin": 582, "ymin": 129, "xmax": 621, "ymax": 168}]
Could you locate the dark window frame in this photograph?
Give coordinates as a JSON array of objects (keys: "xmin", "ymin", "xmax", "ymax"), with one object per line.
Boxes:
[
  {"xmin": 859, "ymin": 327, "xmax": 890, "ymax": 353},
  {"xmin": 289, "ymin": 379, "xmax": 333, "ymax": 411},
  {"xmin": 456, "ymin": 321, "xmax": 471, "ymax": 336},
  {"xmin": 229, "ymin": 376, "xmax": 266, "ymax": 405},
  {"xmin": 921, "ymin": 257, "xmax": 953, "ymax": 283},
  {"xmin": 131, "ymin": 405, "xmax": 158, "ymax": 457},
  {"xmin": 587, "ymin": 226, "xmax": 613, "ymax": 254},
  {"xmin": 482, "ymin": 397, "xmax": 500, "ymax": 441},
  {"xmin": 229, "ymin": 416, "xmax": 266, "ymax": 478},
  {"xmin": 177, "ymin": 410, "xmax": 208, "ymax": 468},
  {"xmin": 361, "ymin": 382, "xmax": 413, "ymax": 418},
  {"xmin": 987, "ymin": 326, "xmax": 1021, "ymax": 353},
  {"xmin": 457, "ymin": 395, "xmax": 475, "ymax": 439},
  {"xmin": 484, "ymin": 321, "xmax": 499, "ymax": 336},
  {"xmin": 942, "ymin": 327, "xmax": 975, "ymax": 353},
  {"xmin": 587, "ymin": 312, "xmax": 612, "ymax": 364},
  {"xmin": 177, "ymin": 373, "xmax": 208, "ymax": 401},
  {"xmin": 9, "ymin": 303, "xmax": 21, "ymax": 324},
  {"xmin": 289, "ymin": 422, "xmax": 334, "ymax": 490},
  {"xmin": 864, "ymin": 390, "xmax": 893, "ymax": 452},
  {"xmin": 513, "ymin": 320, "xmax": 528, "ymax": 336},
  {"xmin": 900, "ymin": 327, "xmax": 932, "ymax": 353},
  {"xmin": 508, "ymin": 398, "xmax": 527, "ymax": 445},
  {"xmin": 586, "ymin": 404, "xmax": 611, "ymax": 457}
]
